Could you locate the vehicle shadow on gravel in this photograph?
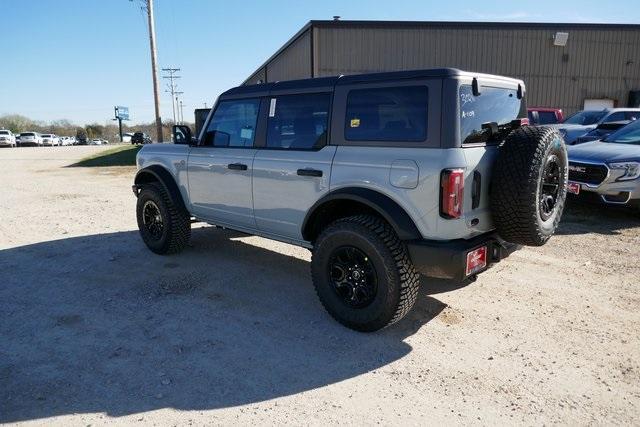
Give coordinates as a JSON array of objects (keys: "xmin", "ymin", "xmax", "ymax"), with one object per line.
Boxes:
[
  {"xmin": 0, "ymin": 227, "xmax": 447, "ymax": 422},
  {"xmin": 557, "ymin": 197, "xmax": 640, "ymax": 236}
]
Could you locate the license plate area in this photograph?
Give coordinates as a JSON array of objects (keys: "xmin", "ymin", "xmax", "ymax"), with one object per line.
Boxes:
[
  {"xmin": 567, "ymin": 181, "xmax": 581, "ymax": 195},
  {"xmin": 466, "ymin": 246, "xmax": 488, "ymax": 276}
]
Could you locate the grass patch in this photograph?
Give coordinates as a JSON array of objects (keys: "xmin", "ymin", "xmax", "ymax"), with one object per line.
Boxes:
[{"xmin": 70, "ymin": 145, "xmax": 141, "ymax": 167}]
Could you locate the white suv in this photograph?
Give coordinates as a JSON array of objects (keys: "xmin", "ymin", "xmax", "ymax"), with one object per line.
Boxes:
[
  {"xmin": 0, "ymin": 130, "xmax": 16, "ymax": 147},
  {"xmin": 41, "ymin": 134, "xmax": 60, "ymax": 146},
  {"xmin": 19, "ymin": 132, "xmax": 42, "ymax": 146}
]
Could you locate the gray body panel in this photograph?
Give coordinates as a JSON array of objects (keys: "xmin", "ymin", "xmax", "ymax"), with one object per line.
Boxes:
[
  {"xmin": 136, "ymin": 69, "xmax": 526, "ymax": 248},
  {"xmin": 187, "ymin": 147, "xmax": 257, "ymax": 228},
  {"xmin": 253, "ymin": 146, "xmax": 336, "ymax": 240}
]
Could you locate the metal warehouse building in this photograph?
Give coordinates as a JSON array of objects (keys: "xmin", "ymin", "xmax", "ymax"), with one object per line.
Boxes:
[{"xmin": 244, "ymin": 20, "xmax": 640, "ymax": 114}]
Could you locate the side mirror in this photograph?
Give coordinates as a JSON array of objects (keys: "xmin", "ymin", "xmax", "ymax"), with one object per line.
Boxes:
[{"xmin": 172, "ymin": 125, "xmax": 193, "ymax": 145}]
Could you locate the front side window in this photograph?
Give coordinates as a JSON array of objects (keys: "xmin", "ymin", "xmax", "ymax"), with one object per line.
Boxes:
[
  {"xmin": 459, "ymin": 85, "xmax": 523, "ymax": 145},
  {"xmin": 266, "ymin": 93, "xmax": 330, "ymax": 150},
  {"xmin": 345, "ymin": 86, "xmax": 428, "ymax": 142},
  {"xmin": 203, "ymin": 98, "xmax": 260, "ymax": 147},
  {"xmin": 605, "ymin": 112, "xmax": 625, "ymax": 122}
]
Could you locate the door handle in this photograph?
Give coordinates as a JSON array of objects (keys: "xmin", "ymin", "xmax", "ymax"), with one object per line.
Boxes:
[
  {"xmin": 228, "ymin": 163, "xmax": 248, "ymax": 171},
  {"xmin": 297, "ymin": 168, "xmax": 323, "ymax": 177}
]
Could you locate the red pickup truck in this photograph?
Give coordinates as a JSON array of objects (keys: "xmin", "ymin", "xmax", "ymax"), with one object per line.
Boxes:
[{"xmin": 528, "ymin": 107, "xmax": 564, "ymax": 125}]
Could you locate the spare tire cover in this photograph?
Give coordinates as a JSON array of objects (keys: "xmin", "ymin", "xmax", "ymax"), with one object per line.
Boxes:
[{"xmin": 490, "ymin": 126, "xmax": 568, "ymax": 246}]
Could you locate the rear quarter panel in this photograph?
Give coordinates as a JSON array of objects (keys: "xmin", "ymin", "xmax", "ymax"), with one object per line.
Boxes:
[{"xmin": 330, "ymin": 146, "xmax": 496, "ymax": 241}]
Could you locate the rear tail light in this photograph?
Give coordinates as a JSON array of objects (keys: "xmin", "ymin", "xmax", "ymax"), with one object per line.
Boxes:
[
  {"xmin": 466, "ymin": 246, "xmax": 487, "ymax": 276},
  {"xmin": 440, "ymin": 168, "xmax": 465, "ymax": 219}
]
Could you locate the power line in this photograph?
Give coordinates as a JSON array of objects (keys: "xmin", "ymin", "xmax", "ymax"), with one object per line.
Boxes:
[
  {"xmin": 162, "ymin": 68, "xmax": 181, "ymax": 124},
  {"xmin": 174, "ymin": 91, "xmax": 184, "ymax": 124}
]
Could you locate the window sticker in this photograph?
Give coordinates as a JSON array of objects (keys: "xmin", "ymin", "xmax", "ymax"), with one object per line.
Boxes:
[
  {"xmin": 269, "ymin": 98, "xmax": 277, "ymax": 117},
  {"xmin": 350, "ymin": 118, "xmax": 360, "ymax": 128},
  {"xmin": 240, "ymin": 128, "xmax": 253, "ymax": 139}
]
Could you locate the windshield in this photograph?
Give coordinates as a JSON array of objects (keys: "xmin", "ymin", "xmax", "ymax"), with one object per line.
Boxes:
[
  {"xmin": 459, "ymin": 84, "xmax": 523, "ymax": 145},
  {"xmin": 21, "ymin": 133, "xmax": 35, "ymax": 137},
  {"xmin": 603, "ymin": 120, "xmax": 640, "ymax": 145},
  {"xmin": 41, "ymin": 134, "xmax": 52, "ymax": 138},
  {"xmin": 563, "ymin": 110, "xmax": 606, "ymax": 125},
  {"xmin": 0, "ymin": 131, "xmax": 9, "ymax": 135}
]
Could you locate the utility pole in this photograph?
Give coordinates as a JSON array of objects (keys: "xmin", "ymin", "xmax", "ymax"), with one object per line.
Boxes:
[
  {"xmin": 162, "ymin": 68, "xmax": 181, "ymax": 123},
  {"xmin": 145, "ymin": 0, "xmax": 163, "ymax": 142},
  {"xmin": 174, "ymin": 91, "xmax": 184, "ymax": 124},
  {"xmin": 179, "ymin": 100, "xmax": 185, "ymax": 124}
]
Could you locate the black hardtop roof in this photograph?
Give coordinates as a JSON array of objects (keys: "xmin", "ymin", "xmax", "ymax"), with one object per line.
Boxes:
[{"xmin": 221, "ymin": 68, "xmax": 468, "ymax": 98}]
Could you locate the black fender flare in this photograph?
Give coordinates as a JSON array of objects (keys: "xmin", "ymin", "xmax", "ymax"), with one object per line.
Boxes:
[
  {"xmin": 302, "ymin": 187, "xmax": 422, "ymax": 241},
  {"xmin": 134, "ymin": 165, "xmax": 187, "ymax": 211}
]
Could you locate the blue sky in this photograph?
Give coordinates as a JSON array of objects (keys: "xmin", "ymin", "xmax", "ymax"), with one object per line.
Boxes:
[{"xmin": 2, "ymin": 0, "xmax": 639, "ymax": 125}]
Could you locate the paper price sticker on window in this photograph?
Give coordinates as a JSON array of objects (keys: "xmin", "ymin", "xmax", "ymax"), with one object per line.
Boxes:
[
  {"xmin": 240, "ymin": 128, "xmax": 253, "ymax": 139},
  {"xmin": 350, "ymin": 118, "xmax": 360, "ymax": 128},
  {"xmin": 269, "ymin": 98, "xmax": 277, "ymax": 117}
]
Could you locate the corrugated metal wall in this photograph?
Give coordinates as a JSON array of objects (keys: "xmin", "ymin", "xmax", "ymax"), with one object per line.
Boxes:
[
  {"xmin": 244, "ymin": 29, "xmax": 312, "ymax": 85},
  {"xmin": 313, "ymin": 23, "xmax": 640, "ymax": 114}
]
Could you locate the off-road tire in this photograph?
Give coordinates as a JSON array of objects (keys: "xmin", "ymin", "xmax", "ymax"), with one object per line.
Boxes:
[
  {"xmin": 490, "ymin": 126, "xmax": 568, "ymax": 246},
  {"xmin": 311, "ymin": 215, "xmax": 419, "ymax": 332},
  {"xmin": 136, "ymin": 182, "xmax": 191, "ymax": 254}
]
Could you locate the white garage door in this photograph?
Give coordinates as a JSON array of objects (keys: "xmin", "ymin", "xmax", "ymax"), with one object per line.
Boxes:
[{"xmin": 584, "ymin": 99, "xmax": 615, "ymax": 110}]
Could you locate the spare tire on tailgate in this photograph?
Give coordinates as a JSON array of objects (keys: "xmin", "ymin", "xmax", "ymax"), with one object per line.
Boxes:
[{"xmin": 490, "ymin": 126, "xmax": 568, "ymax": 246}]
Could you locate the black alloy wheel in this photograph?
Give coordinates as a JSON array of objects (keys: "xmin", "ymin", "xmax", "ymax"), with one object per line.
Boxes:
[
  {"xmin": 539, "ymin": 154, "xmax": 562, "ymax": 221},
  {"xmin": 142, "ymin": 200, "xmax": 164, "ymax": 240},
  {"xmin": 328, "ymin": 246, "xmax": 378, "ymax": 308}
]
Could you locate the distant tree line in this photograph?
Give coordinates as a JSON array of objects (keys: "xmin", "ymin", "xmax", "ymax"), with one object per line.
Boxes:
[{"xmin": 0, "ymin": 114, "xmax": 192, "ymax": 142}]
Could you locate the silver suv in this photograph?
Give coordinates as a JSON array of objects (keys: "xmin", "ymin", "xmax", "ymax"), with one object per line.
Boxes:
[{"xmin": 133, "ymin": 68, "xmax": 568, "ymax": 331}]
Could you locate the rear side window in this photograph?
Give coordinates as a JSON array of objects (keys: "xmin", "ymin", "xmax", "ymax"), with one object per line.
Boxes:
[
  {"xmin": 203, "ymin": 98, "xmax": 260, "ymax": 147},
  {"xmin": 460, "ymin": 85, "xmax": 523, "ymax": 145},
  {"xmin": 266, "ymin": 93, "xmax": 330, "ymax": 150},
  {"xmin": 345, "ymin": 86, "xmax": 428, "ymax": 142},
  {"xmin": 537, "ymin": 111, "xmax": 558, "ymax": 124}
]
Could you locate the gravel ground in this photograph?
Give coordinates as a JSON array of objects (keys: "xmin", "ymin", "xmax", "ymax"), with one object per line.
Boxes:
[{"xmin": 1, "ymin": 146, "xmax": 639, "ymax": 425}]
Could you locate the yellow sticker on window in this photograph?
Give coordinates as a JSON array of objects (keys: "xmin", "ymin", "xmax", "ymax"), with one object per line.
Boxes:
[{"xmin": 350, "ymin": 118, "xmax": 360, "ymax": 128}]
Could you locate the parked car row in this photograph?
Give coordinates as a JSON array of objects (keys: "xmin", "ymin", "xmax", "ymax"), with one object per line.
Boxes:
[
  {"xmin": 554, "ymin": 108, "xmax": 640, "ymax": 145},
  {"xmin": 567, "ymin": 117, "xmax": 640, "ymax": 209},
  {"xmin": 0, "ymin": 130, "xmax": 111, "ymax": 147},
  {"xmin": 527, "ymin": 107, "xmax": 640, "ymax": 145}
]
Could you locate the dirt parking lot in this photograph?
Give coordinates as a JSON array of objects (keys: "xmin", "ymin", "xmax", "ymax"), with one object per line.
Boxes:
[{"xmin": 1, "ymin": 146, "xmax": 639, "ymax": 425}]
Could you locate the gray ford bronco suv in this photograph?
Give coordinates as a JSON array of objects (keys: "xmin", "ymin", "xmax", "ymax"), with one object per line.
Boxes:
[{"xmin": 133, "ymin": 68, "xmax": 568, "ymax": 332}]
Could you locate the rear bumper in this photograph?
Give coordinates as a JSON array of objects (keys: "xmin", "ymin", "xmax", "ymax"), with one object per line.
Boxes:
[{"xmin": 406, "ymin": 232, "xmax": 520, "ymax": 282}]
